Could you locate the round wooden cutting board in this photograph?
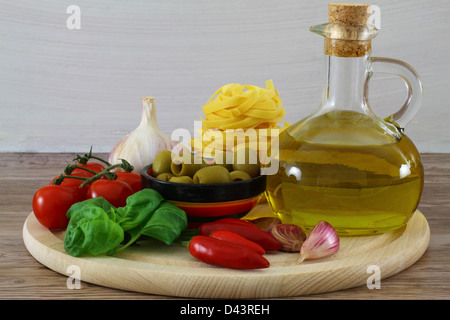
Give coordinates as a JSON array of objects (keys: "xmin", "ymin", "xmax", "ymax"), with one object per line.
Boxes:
[{"xmin": 23, "ymin": 207, "xmax": 430, "ymax": 298}]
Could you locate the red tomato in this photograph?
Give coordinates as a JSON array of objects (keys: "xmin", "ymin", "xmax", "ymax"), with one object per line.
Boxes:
[
  {"xmin": 72, "ymin": 161, "xmax": 106, "ymax": 177},
  {"xmin": 86, "ymin": 179, "xmax": 133, "ymax": 208},
  {"xmin": 114, "ymin": 171, "xmax": 142, "ymax": 193},
  {"xmin": 50, "ymin": 170, "xmax": 91, "ymax": 200},
  {"xmin": 33, "ymin": 185, "xmax": 80, "ymax": 230}
]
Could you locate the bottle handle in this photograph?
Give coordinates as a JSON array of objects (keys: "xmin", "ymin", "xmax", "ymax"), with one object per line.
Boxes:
[{"xmin": 364, "ymin": 57, "xmax": 424, "ymax": 129}]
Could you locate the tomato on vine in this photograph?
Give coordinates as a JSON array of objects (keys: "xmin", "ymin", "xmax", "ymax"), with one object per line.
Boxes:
[
  {"xmin": 34, "ymin": 148, "xmax": 138, "ymax": 229},
  {"xmin": 86, "ymin": 179, "xmax": 134, "ymax": 208},
  {"xmin": 114, "ymin": 171, "xmax": 142, "ymax": 193},
  {"xmin": 50, "ymin": 170, "xmax": 91, "ymax": 199},
  {"xmin": 72, "ymin": 162, "xmax": 106, "ymax": 177},
  {"xmin": 33, "ymin": 185, "xmax": 82, "ymax": 230}
]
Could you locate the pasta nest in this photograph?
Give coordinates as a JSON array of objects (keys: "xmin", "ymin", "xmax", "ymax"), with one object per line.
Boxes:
[{"xmin": 191, "ymin": 80, "xmax": 290, "ymax": 154}]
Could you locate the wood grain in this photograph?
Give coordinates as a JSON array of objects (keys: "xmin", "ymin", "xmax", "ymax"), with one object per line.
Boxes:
[
  {"xmin": 0, "ymin": 152, "xmax": 449, "ymax": 299},
  {"xmin": 22, "ymin": 209, "xmax": 429, "ymax": 299}
]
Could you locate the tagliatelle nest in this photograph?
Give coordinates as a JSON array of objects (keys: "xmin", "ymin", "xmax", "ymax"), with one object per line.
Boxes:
[{"xmin": 191, "ymin": 80, "xmax": 290, "ymax": 154}]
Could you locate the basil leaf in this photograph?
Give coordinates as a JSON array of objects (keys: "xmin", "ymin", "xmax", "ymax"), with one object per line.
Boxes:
[
  {"xmin": 115, "ymin": 189, "xmax": 164, "ymax": 231},
  {"xmin": 64, "ymin": 204, "xmax": 124, "ymax": 257},
  {"xmin": 139, "ymin": 202, "xmax": 188, "ymax": 245},
  {"xmin": 67, "ymin": 197, "xmax": 116, "ymax": 220},
  {"xmin": 63, "ymin": 188, "xmax": 188, "ymax": 257}
]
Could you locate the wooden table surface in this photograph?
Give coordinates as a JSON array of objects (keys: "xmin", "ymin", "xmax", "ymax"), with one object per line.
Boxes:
[{"xmin": 1, "ymin": 152, "xmax": 449, "ymax": 300}]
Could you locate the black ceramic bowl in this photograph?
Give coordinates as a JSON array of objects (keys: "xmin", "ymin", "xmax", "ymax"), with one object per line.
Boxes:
[{"xmin": 141, "ymin": 164, "xmax": 267, "ymax": 226}]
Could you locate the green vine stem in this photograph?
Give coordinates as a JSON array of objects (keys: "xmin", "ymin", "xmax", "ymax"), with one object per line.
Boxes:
[
  {"xmin": 64, "ymin": 164, "xmax": 98, "ymax": 176},
  {"xmin": 51, "ymin": 173, "xmax": 87, "ymax": 185},
  {"xmin": 73, "ymin": 146, "xmax": 112, "ymax": 167},
  {"xmin": 77, "ymin": 161, "xmax": 133, "ymax": 187},
  {"xmin": 53, "ymin": 151, "xmax": 134, "ymax": 188}
]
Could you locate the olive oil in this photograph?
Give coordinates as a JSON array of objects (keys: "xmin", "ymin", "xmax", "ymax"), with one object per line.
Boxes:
[
  {"xmin": 271, "ymin": 3, "xmax": 426, "ymax": 235},
  {"xmin": 266, "ymin": 111, "xmax": 424, "ymax": 235}
]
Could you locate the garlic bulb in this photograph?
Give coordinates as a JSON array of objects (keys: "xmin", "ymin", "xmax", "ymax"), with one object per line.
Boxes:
[{"xmin": 109, "ymin": 97, "xmax": 173, "ymax": 173}]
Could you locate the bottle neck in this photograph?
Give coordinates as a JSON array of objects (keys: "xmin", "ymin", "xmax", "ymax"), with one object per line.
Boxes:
[{"xmin": 320, "ymin": 54, "xmax": 371, "ymax": 115}]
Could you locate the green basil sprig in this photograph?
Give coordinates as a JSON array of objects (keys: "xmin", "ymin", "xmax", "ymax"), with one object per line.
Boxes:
[{"xmin": 63, "ymin": 189, "xmax": 188, "ymax": 257}]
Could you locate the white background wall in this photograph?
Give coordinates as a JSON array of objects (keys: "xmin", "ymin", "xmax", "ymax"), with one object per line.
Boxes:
[{"xmin": 0, "ymin": 0, "xmax": 448, "ymax": 154}]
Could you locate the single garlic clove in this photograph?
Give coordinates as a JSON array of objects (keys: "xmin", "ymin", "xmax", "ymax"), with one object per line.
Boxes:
[
  {"xmin": 270, "ymin": 224, "xmax": 306, "ymax": 252},
  {"xmin": 297, "ymin": 221, "xmax": 339, "ymax": 264}
]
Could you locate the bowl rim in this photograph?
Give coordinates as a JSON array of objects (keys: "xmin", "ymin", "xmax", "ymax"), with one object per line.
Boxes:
[
  {"xmin": 140, "ymin": 164, "xmax": 267, "ymax": 202},
  {"xmin": 141, "ymin": 164, "xmax": 265, "ymax": 186}
]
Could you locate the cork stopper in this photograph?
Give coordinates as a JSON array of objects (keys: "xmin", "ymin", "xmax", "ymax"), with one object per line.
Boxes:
[
  {"xmin": 324, "ymin": 2, "xmax": 374, "ymax": 57},
  {"xmin": 328, "ymin": 2, "xmax": 371, "ymax": 26}
]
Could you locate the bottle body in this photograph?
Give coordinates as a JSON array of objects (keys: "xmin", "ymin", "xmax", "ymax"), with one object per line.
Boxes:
[
  {"xmin": 266, "ymin": 110, "xmax": 424, "ymax": 236},
  {"xmin": 270, "ymin": 3, "xmax": 426, "ymax": 236}
]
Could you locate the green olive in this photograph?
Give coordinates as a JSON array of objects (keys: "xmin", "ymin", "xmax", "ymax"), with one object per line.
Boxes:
[
  {"xmin": 152, "ymin": 150, "xmax": 173, "ymax": 177},
  {"xmin": 169, "ymin": 176, "xmax": 194, "ymax": 184},
  {"xmin": 193, "ymin": 165, "xmax": 231, "ymax": 184},
  {"xmin": 156, "ymin": 173, "xmax": 174, "ymax": 181},
  {"xmin": 171, "ymin": 160, "xmax": 203, "ymax": 177},
  {"xmin": 232, "ymin": 146, "xmax": 260, "ymax": 177},
  {"xmin": 230, "ymin": 170, "xmax": 252, "ymax": 181}
]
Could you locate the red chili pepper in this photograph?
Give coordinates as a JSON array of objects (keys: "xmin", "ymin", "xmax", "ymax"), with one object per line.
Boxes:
[
  {"xmin": 199, "ymin": 218, "xmax": 283, "ymax": 251},
  {"xmin": 210, "ymin": 230, "xmax": 265, "ymax": 255},
  {"xmin": 188, "ymin": 235, "xmax": 270, "ymax": 269}
]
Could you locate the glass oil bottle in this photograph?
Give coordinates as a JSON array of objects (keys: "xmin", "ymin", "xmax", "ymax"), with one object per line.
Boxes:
[{"xmin": 266, "ymin": 3, "xmax": 424, "ymax": 236}]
